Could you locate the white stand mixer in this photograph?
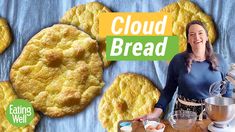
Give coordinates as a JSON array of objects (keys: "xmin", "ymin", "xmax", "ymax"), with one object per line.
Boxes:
[
  {"xmin": 208, "ymin": 122, "xmax": 233, "ymax": 132},
  {"xmin": 207, "ymin": 64, "xmax": 235, "ymax": 132},
  {"xmin": 205, "ymin": 97, "xmax": 235, "ymax": 132}
]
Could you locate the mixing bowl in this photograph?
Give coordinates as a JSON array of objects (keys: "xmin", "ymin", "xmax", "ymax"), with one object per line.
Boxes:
[
  {"xmin": 205, "ymin": 96, "xmax": 235, "ymax": 127},
  {"xmin": 168, "ymin": 110, "xmax": 197, "ymax": 130}
]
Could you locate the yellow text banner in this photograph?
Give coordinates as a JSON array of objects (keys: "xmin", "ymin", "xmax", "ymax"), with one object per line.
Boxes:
[{"xmin": 99, "ymin": 12, "xmax": 172, "ymax": 38}]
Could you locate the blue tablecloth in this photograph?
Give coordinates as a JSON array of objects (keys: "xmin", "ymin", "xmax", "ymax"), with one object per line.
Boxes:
[{"xmin": 1, "ymin": 0, "xmax": 235, "ymax": 131}]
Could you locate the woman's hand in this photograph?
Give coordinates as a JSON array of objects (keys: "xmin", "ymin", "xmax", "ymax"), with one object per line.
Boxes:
[{"xmin": 134, "ymin": 108, "xmax": 163, "ymax": 121}]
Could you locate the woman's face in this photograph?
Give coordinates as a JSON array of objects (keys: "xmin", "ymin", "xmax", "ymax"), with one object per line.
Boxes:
[{"xmin": 187, "ymin": 24, "xmax": 208, "ymax": 52}]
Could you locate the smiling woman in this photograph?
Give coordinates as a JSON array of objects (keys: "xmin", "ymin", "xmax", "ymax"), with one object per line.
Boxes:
[
  {"xmin": 187, "ymin": 24, "xmax": 207, "ymax": 61},
  {"xmin": 135, "ymin": 20, "xmax": 233, "ymax": 121},
  {"xmin": 184, "ymin": 20, "xmax": 218, "ymax": 73}
]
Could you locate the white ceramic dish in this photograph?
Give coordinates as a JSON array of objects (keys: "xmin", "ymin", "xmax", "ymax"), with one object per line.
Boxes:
[
  {"xmin": 144, "ymin": 120, "xmax": 165, "ymax": 132},
  {"xmin": 120, "ymin": 125, "xmax": 132, "ymax": 132}
]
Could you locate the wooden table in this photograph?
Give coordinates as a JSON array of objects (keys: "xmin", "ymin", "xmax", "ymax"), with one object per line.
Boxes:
[
  {"xmin": 118, "ymin": 119, "xmax": 212, "ymax": 132},
  {"xmin": 161, "ymin": 119, "xmax": 211, "ymax": 132}
]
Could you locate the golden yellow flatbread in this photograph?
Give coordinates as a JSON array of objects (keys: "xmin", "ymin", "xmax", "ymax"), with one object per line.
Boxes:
[
  {"xmin": 98, "ymin": 73, "xmax": 160, "ymax": 132},
  {"xmin": 0, "ymin": 18, "xmax": 12, "ymax": 54},
  {"xmin": 60, "ymin": 2, "xmax": 112, "ymax": 67},
  {"xmin": 10, "ymin": 24, "xmax": 104, "ymax": 117}
]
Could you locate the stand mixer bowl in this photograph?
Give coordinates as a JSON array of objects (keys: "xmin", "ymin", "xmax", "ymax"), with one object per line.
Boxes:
[{"xmin": 205, "ymin": 97, "xmax": 235, "ymax": 128}]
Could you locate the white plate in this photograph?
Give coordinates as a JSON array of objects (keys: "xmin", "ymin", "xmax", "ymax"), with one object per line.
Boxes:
[{"xmin": 144, "ymin": 121, "xmax": 165, "ymax": 132}]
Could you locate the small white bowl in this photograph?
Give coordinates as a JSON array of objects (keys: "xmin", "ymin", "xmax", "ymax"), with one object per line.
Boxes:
[
  {"xmin": 144, "ymin": 120, "xmax": 165, "ymax": 132},
  {"xmin": 120, "ymin": 125, "xmax": 132, "ymax": 132}
]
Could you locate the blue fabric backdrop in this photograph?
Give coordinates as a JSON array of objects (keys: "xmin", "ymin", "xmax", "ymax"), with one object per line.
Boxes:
[{"xmin": 1, "ymin": 0, "xmax": 235, "ymax": 131}]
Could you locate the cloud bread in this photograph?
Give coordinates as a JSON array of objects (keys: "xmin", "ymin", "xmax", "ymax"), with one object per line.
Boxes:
[
  {"xmin": 60, "ymin": 2, "xmax": 112, "ymax": 67},
  {"xmin": 10, "ymin": 24, "xmax": 104, "ymax": 117},
  {"xmin": 0, "ymin": 82, "xmax": 40, "ymax": 132},
  {"xmin": 98, "ymin": 73, "xmax": 160, "ymax": 132},
  {"xmin": 160, "ymin": 0, "xmax": 217, "ymax": 52},
  {"xmin": 0, "ymin": 18, "xmax": 12, "ymax": 54}
]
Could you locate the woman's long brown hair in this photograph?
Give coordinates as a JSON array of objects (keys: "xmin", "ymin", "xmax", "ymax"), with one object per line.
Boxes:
[{"xmin": 185, "ymin": 20, "xmax": 218, "ymax": 73}]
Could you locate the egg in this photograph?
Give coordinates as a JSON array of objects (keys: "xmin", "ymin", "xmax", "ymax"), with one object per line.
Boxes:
[{"xmin": 156, "ymin": 123, "xmax": 165, "ymax": 130}]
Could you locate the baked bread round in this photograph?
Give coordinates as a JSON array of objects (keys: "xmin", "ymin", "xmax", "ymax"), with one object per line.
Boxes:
[
  {"xmin": 10, "ymin": 24, "xmax": 104, "ymax": 117},
  {"xmin": 60, "ymin": 2, "xmax": 112, "ymax": 67},
  {"xmin": 0, "ymin": 18, "xmax": 12, "ymax": 54},
  {"xmin": 98, "ymin": 73, "xmax": 160, "ymax": 132}
]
